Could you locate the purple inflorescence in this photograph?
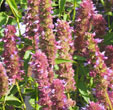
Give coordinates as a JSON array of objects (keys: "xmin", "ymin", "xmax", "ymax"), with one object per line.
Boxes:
[
  {"xmin": 32, "ymin": 50, "xmax": 68, "ymax": 110},
  {"xmin": 51, "ymin": 79, "xmax": 69, "ymax": 110},
  {"xmin": 3, "ymin": 25, "xmax": 22, "ymax": 82},
  {"xmin": 25, "ymin": 0, "xmax": 40, "ymax": 49},
  {"xmin": 0, "ymin": 62, "xmax": 8, "ymax": 96},
  {"xmin": 93, "ymin": 14, "xmax": 106, "ymax": 38},
  {"xmin": 56, "ymin": 20, "xmax": 76, "ymax": 92},
  {"xmin": 86, "ymin": 101, "xmax": 105, "ymax": 110},
  {"xmin": 85, "ymin": 32, "xmax": 113, "ymax": 108},
  {"xmin": 105, "ymin": 45, "xmax": 113, "ymax": 69},
  {"xmin": 74, "ymin": 0, "xmax": 96, "ymax": 53},
  {"xmin": 38, "ymin": 0, "xmax": 57, "ymax": 67},
  {"xmin": 32, "ymin": 50, "xmax": 52, "ymax": 109}
]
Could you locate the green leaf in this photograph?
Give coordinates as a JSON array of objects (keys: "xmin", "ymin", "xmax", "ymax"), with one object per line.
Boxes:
[
  {"xmin": 73, "ymin": 55, "xmax": 86, "ymax": 61},
  {"xmin": 59, "ymin": 0, "xmax": 66, "ymax": 16},
  {"xmin": 103, "ymin": 32, "xmax": 113, "ymax": 45},
  {"xmin": 78, "ymin": 82, "xmax": 90, "ymax": 103},
  {"xmin": 0, "ymin": 0, "xmax": 4, "ymax": 7},
  {"xmin": 0, "ymin": 12, "xmax": 9, "ymax": 26},
  {"xmin": 55, "ymin": 58, "xmax": 77, "ymax": 64},
  {"xmin": 6, "ymin": 95, "xmax": 22, "ymax": 107},
  {"xmin": 24, "ymin": 50, "xmax": 32, "ymax": 60},
  {"xmin": 6, "ymin": 0, "xmax": 22, "ymax": 18}
]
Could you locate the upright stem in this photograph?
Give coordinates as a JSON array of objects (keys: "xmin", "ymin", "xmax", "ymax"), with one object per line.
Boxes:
[
  {"xmin": 105, "ymin": 89, "xmax": 113, "ymax": 110},
  {"xmin": 35, "ymin": 82, "xmax": 39, "ymax": 110},
  {"xmin": 16, "ymin": 81, "xmax": 26, "ymax": 110},
  {"xmin": 2, "ymin": 84, "xmax": 15, "ymax": 110}
]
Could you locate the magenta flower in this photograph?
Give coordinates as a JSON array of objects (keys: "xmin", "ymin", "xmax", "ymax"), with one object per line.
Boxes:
[
  {"xmin": 56, "ymin": 19, "xmax": 76, "ymax": 92},
  {"xmin": 87, "ymin": 101, "xmax": 105, "ymax": 110},
  {"xmin": 105, "ymin": 45, "xmax": 113, "ymax": 69},
  {"xmin": 32, "ymin": 50, "xmax": 52, "ymax": 109},
  {"xmin": 74, "ymin": 0, "xmax": 96, "ymax": 53},
  {"xmin": 0, "ymin": 62, "xmax": 8, "ymax": 96},
  {"xmin": 25, "ymin": 0, "xmax": 40, "ymax": 49},
  {"xmin": 85, "ymin": 32, "xmax": 113, "ymax": 109},
  {"xmin": 51, "ymin": 79, "xmax": 69, "ymax": 110},
  {"xmin": 3, "ymin": 25, "xmax": 23, "ymax": 82},
  {"xmin": 93, "ymin": 14, "xmax": 106, "ymax": 38},
  {"xmin": 38, "ymin": 0, "xmax": 57, "ymax": 66}
]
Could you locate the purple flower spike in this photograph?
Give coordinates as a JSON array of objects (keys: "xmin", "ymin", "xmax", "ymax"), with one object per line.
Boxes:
[
  {"xmin": 56, "ymin": 20, "xmax": 76, "ymax": 106},
  {"xmin": 51, "ymin": 79, "xmax": 69, "ymax": 110},
  {"xmin": 0, "ymin": 62, "xmax": 8, "ymax": 96},
  {"xmin": 32, "ymin": 50, "xmax": 52, "ymax": 109},
  {"xmin": 38, "ymin": 0, "xmax": 57, "ymax": 66},
  {"xmin": 74, "ymin": 0, "xmax": 96, "ymax": 53},
  {"xmin": 85, "ymin": 33, "xmax": 113, "ymax": 108},
  {"xmin": 3, "ymin": 25, "xmax": 23, "ymax": 82},
  {"xmin": 25, "ymin": 0, "xmax": 40, "ymax": 49}
]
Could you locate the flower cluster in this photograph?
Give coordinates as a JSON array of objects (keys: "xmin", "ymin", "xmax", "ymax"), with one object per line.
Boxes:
[
  {"xmin": 25, "ymin": 0, "xmax": 40, "ymax": 49},
  {"xmin": 105, "ymin": 45, "xmax": 113, "ymax": 69},
  {"xmin": 3, "ymin": 25, "xmax": 22, "ymax": 82},
  {"xmin": 56, "ymin": 19, "xmax": 76, "ymax": 92},
  {"xmin": 93, "ymin": 14, "xmax": 106, "ymax": 38},
  {"xmin": 32, "ymin": 50, "xmax": 52, "ymax": 109},
  {"xmin": 74, "ymin": 0, "xmax": 96, "ymax": 53},
  {"xmin": 32, "ymin": 50, "xmax": 68, "ymax": 110},
  {"xmin": 0, "ymin": 62, "xmax": 8, "ymax": 96},
  {"xmin": 85, "ymin": 33, "xmax": 113, "ymax": 109},
  {"xmin": 38, "ymin": 0, "xmax": 57, "ymax": 66},
  {"xmin": 82, "ymin": 101, "xmax": 105, "ymax": 110},
  {"xmin": 51, "ymin": 79, "xmax": 68, "ymax": 110}
]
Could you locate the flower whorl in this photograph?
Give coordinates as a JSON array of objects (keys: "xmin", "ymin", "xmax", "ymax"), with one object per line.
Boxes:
[
  {"xmin": 38, "ymin": 0, "xmax": 57, "ymax": 66},
  {"xmin": 51, "ymin": 79, "xmax": 68, "ymax": 110},
  {"xmin": 3, "ymin": 25, "xmax": 22, "ymax": 81},
  {"xmin": 0, "ymin": 62, "xmax": 8, "ymax": 96},
  {"xmin": 93, "ymin": 14, "xmax": 106, "ymax": 38},
  {"xmin": 85, "ymin": 33, "xmax": 113, "ymax": 108},
  {"xmin": 56, "ymin": 20, "xmax": 76, "ymax": 92},
  {"xmin": 74, "ymin": 0, "xmax": 96, "ymax": 53},
  {"xmin": 32, "ymin": 50, "xmax": 52, "ymax": 109},
  {"xmin": 25, "ymin": 0, "xmax": 40, "ymax": 49}
]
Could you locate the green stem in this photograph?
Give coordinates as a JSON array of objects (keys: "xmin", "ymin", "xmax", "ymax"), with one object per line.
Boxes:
[
  {"xmin": 105, "ymin": 89, "xmax": 113, "ymax": 110},
  {"xmin": 3, "ymin": 84, "xmax": 15, "ymax": 110},
  {"xmin": 72, "ymin": 0, "xmax": 77, "ymax": 22},
  {"xmin": 16, "ymin": 81, "xmax": 26, "ymax": 110},
  {"xmin": 35, "ymin": 82, "xmax": 39, "ymax": 110},
  {"xmin": 16, "ymin": 18, "xmax": 21, "ymax": 36}
]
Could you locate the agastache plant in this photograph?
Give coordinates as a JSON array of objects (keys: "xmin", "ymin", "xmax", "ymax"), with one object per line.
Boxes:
[
  {"xmin": 56, "ymin": 19, "xmax": 76, "ymax": 107},
  {"xmin": 93, "ymin": 14, "xmax": 106, "ymax": 38},
  {"xmin": 105, "ymin": 45, "xmax": 113, "ymax": 69},
  {"xmin": 32, "ymin": 50, "xmax": 52, "ymax": 109},
  {"xmin": 85, "ymin": 33, "xmax": 113, "ymax": 109},
  {"xmin": 32, "ymin": 50, "xmax": 68, "ymax": 110},
  {"xmin": 25, "ymin": 0, "xmax": 40, "ymax": 49},
  {"xmin": 51, "ymin": 79, "xmax": 69, "ymax": 110},
  {"xmin": 3, "ymin": 25, "xmax": 22, "ymax": 82},
  {"xmin": 83, "ymin": 101, "xmax": 105, "ymax": 110},
  {"xmin": 56, "ymin": 19, "xmax": 76, "ymax": 92},
  {"xmin": 74, "ymin": 0, "xmax": 96, "ymax": 54},
  {"xmin": 38, "ymin": 0, "xmax": 57, "ymax": 67},
  {"xmin": 0, "ymin": 62, "xmax": 8, "ymax": 96}
]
